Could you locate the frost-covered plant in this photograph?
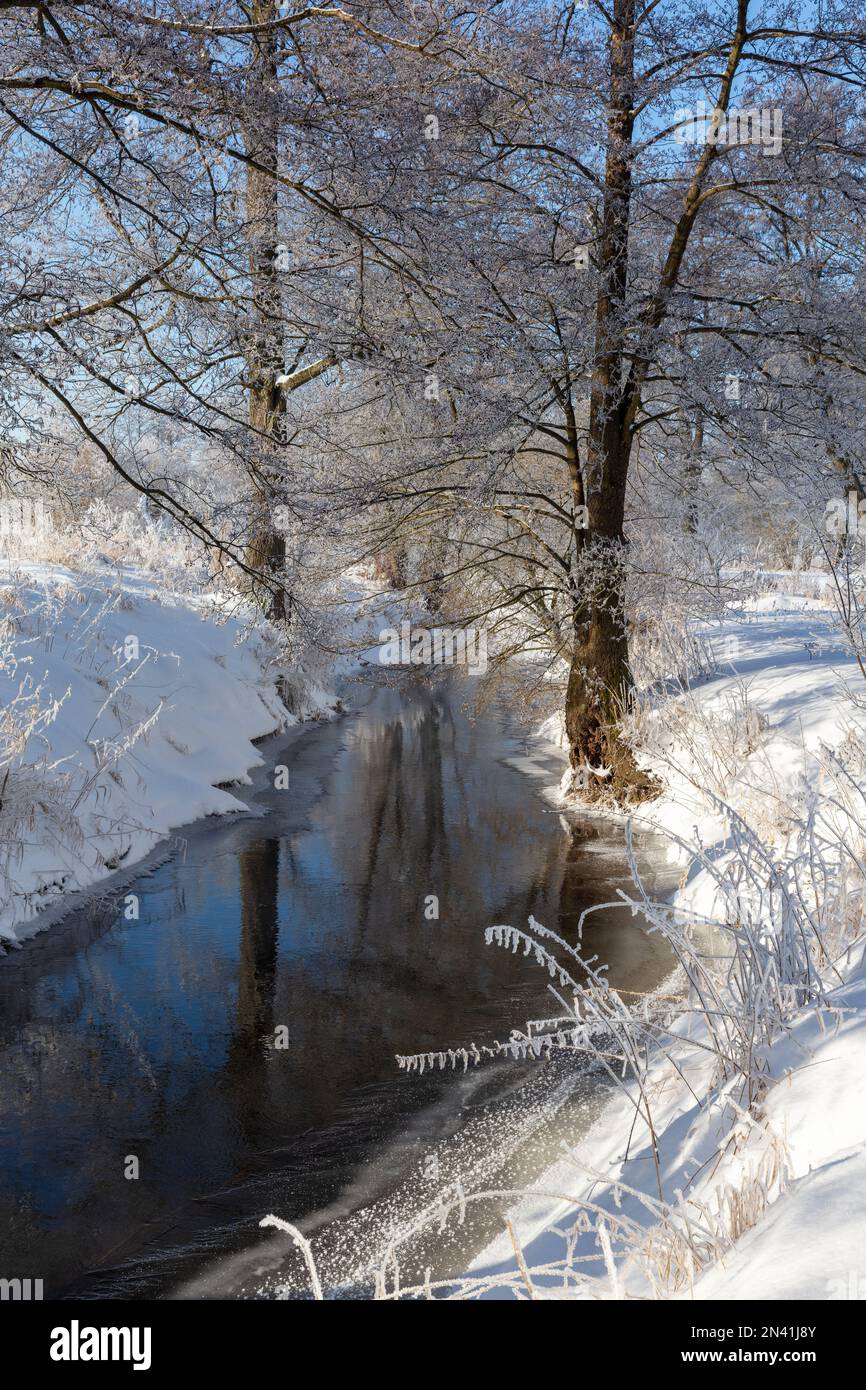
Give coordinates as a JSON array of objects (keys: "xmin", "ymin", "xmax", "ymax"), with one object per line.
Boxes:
[
  {"xmin": 317, "ymin": 739, "xmax": 865, "ymax": 1301},
  {"xmin": 0, "ymin": 495, "xmax": 210, "ymax": 592},
  {"xmin": 351, "ymin": 1133, "xmax": 787, "ymax": 1301},
  {"xmin": 0, "ymin": 655, "xmax": 79, "ymax": 926},
  {"xmin": 629, "ymin": 609, "xmax": 718, "ymax": 691},
  {"xmin": 626, "ymin": 675, "xmax": 770, "ymax": 802},
  {"xmin": 0, "ymin": 581, "xmax": 171, "ymax": 938}
]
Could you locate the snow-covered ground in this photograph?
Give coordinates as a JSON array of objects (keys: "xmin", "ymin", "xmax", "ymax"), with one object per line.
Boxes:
[
  {"xmin": 0, "ymin": 564, "xmax": 285, "ymax": 946},
  {"xmin": 5, "ymin": 551, "xmax": 865, "ymax": 1301},
  {"xmin": 462, "ymin": 579, "xmax": 866, "ymax": 1301},
  {"xmin": 0, "ymin": 560, "xmax": 390, "ymax": 949}
]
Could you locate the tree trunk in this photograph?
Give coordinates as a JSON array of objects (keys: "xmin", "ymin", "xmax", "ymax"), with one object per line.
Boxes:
[
  {"xmin": 244, "ymin": 0, "xmax": 288, "ymax": 623},
  {"xmin": 563, "ymin": 0, "xmax": 748, "ymax": 799},
  {"xmin": 565, "ymin": 444, "xmax": 654, "ymax": 799},
  {"xmin": 681, "ymin": 413, "xmax": 704, "ymax": 534},
  {"xmin": 565, "ymin": 0, "xmax": 652, "ymax": 800}
]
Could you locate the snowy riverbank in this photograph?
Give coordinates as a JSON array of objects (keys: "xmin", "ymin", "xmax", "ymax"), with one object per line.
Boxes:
[
  {"xmin": 0, "ymin": 561, "xmax": 389, "ymax": 948},
  {"xmin": 464, "ymin": 576, "xmax": 866, "ymax": 1301}
]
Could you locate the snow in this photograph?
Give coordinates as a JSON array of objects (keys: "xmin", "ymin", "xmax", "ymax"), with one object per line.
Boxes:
[
  {"xmin": 692, "ymin": 951, "xmax": 866, "ymax": 1302},
  {"xmin": 5, "ymin": 552, "xmax": 865, "ymax": 1299},
  {"xmin": 0, "ymin": 564, "xmax": 295, "ymax": 947},
  {"xmin": 630, "ymin": 597, "xmax": 863, "ymax": 880},
  {"xmin": 464, "ymin": 579, "xmax": 866, "ymax": 1301},
  {"xmin": 689, "ymin": 1148, "xmax": 866, "ymax": 1301},
  {"xmin": 468, "ymin": 936, "xmax": 866, "ymax": 1300},
  {"xmin": 0, "ymin": 550, "xmax": 408, "ymax": 950}
]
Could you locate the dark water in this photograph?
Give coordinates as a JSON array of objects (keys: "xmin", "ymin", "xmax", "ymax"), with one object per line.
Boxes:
[{"xmin": 0, "ymin": 674, "xmax": 674, "ymax": 1299}]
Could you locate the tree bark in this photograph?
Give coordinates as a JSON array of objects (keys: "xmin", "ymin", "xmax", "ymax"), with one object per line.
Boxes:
[
  {"xmin": 681, "ymin": 413, "xmax": 704, "ymax": 534},
  {"xmin": 244, "ymin": 0, "xmax": 288, "ymax": 623},
  {"xmin": 565, "ymin": 0, "xmax": 647, "ymax": 797},
  {"xmin": 565, "ymin": 0, "xmax": 748, "ymax": 800}
]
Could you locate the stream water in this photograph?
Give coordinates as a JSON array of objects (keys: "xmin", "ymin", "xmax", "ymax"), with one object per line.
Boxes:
[{"xmin": 0, "ymin": 672, "xmax": 675, "ymax": 1299}]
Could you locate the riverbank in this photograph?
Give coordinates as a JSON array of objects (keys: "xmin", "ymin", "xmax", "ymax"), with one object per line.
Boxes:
[
  {"xmin": 5, "ymin": 555, "xmax": 864, "ymax": 1302},
  {"xmin": 0, "ymin": 669, "xmax": 679, "ymax": 1298},
  {"xmin": 0, "ymin": 561, "xmax": 388, "ymax": 948},
  {"xmin": 462, "ymin": 575, "xmax": 866, "ymax": 1300}
]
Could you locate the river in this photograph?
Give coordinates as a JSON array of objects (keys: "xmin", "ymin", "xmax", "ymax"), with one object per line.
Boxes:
[{"xmin": 0, "ymin": 671, "xmax": 674, "ymax": 1299}]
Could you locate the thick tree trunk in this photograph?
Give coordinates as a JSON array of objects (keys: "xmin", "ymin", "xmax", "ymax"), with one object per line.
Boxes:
[
  {"xmin": 565, "ymin": 444, "xmax": 654, "ymax": 800},
  {"xmin": 564, "ymin": 0, "xmax": 652, "ymax": 800},
  {"xmin": 563, "ymin": 0, "xmax": 747, "ymax": 800},
  {"xmin": 244, "ymin": 0, "xmax": 288, "ymax": 623}
]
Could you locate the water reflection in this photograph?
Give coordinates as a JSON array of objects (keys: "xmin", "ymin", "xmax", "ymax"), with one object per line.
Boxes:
[
  {"xmin": 223, "ymin": 840, "xmax": 281, "ymax": 1144},
  {"xmin": 0, "ymin": 676, "xmax": 673, "ymax": 1298}
]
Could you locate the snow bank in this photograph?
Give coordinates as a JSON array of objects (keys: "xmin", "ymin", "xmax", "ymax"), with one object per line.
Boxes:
[
  {"xmin": 462, "ymin": 581, "xmax": 866, "ymax": 1301},
  {"xmin": 0, "ymin": 564, "xmax": 294, "ymax": 947},
  {"xmin": 467, "ymin": 933, "xmax": 866, "ymax": 1302},
  {"xmin": 0, "ymin": 552, "xmax": 412, "ymax": 949},
  {"xmin": 632, "ymin": 593, "xmax": 864, "ymax": 851}
]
